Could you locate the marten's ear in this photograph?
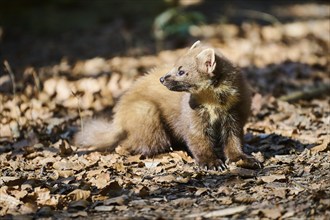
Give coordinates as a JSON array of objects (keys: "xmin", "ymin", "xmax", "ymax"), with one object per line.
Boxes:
[
  {"xmin": 196, "ymin": 48, "xmax": 216, "ymax": 74},
  {"xmin": 189, "ymin": 40, "xmax": 201, "ymax": 51}
]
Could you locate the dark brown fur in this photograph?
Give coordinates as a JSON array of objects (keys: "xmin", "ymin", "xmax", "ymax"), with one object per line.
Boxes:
[{"xmin": 74, "ymin": 41, "xmax": 260, "ymax": 169}]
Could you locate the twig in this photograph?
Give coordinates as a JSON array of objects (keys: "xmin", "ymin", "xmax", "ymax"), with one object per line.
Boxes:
[
  {"xmin": 4, "ymin": 60, "xmax": 16, "ymax": 97},
  {"xmin": 279, "ymin": 84, "xmax": 330, "ymax": 102},
  {"xmin": 31, "ymin": 68, "xmax": 41, "ymax": 94},
  {"xmin": 4, "ymin": 60, "xmax": 22, "ymax": 133},
  {"xmin": 230, "ymin": 9, "xmax": 281, "ymax": 25},
  {"xmin": 72, "ymin": 91, "xmax": 84, "ymax": 133}
]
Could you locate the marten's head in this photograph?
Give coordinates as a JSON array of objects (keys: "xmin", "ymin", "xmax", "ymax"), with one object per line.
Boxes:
[{"xmin": 160, "ymin": 41, "xmax": 224, "ymax": 93}]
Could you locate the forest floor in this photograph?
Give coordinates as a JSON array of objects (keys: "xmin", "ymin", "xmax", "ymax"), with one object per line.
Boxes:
[{"xmin": 0, "ymin": 1, "xmax": 329, "ymax": 219}]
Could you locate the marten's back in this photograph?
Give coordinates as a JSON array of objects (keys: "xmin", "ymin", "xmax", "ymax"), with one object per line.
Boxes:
[{"xmin": 113, "ymin": 66, "xmax": 184, "ymax": 129}]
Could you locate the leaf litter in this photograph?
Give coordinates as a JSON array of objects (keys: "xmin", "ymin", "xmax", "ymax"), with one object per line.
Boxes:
[{"xmin": 0, "ymin": 5, "xmax": 330, "ymax": 220}]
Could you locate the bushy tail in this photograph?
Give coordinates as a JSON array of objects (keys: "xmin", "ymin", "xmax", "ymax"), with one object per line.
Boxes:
[{"xmin": 74, "ymin": 118, "xmax": 126, "ymax": 151}]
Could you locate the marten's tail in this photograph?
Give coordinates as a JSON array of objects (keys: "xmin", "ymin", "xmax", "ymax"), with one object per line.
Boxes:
[{"xmin": 74, "ymin": 118, "xmax": 126, "ymax": 151}]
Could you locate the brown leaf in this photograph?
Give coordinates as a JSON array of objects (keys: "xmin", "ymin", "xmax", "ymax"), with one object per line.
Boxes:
[
  {"xmin": 144, "ymin": 161, "xmax": 161, "ymax": 168},
  {"xmin": 36, "ymin": 206, "xmax": 54, "ymax": 218},
  {"xmin": 261, "ymin": 207, "xmax": 282, "ymax": 219},
  {"xmin": 233, "ymin": 195, "xmax": 256, "ymax": 204},
  {"xmin": 67, "ymin": 189, "xmax": 91, "ymax": 201},
  {"xmin": 154, "ymin": 175, "xmax": 176, "ymax": 183},
  {"xmin": 94, "ymin": 205, "xmax": 115, "ymax": 212},
  {"xmin": 216, "ymin": 197, "xmax": 232, "ymax": 205},
  {"xmin": 230, "ymin": 167, "xmax": 257, "ymax": 178},
  {"xmin": 86, "ymin": 169, "xmax": 106, "ymax": 178},
  {"xmin": 272, "ymin": 188, "xmax": 287, "ymax": 199},
  {"xmin": 20, "ymin": 202, "xmax": 38, "ymax": 215},
  {"xmin": 99, "ymin": 181, "xmax": 123, "ymax": 197},
  {"xmin": 195, "ymin": 188, "xmax": 208, "ymax": 196},
  {"xmin": 320, "ymin": 199, "xmax": 330, "ymax": 207},
  {"xmin": 135, "ymin": 186, "xmax": 149, "ymax": 198},
  {"xmin": 311, "ymin": 139, "xmax": 330, "ymax": 153},
  {"xmin": 169, "ymin": 151, "xmax": 194, "ymax": 163},
  {"xmin": 251, "ymin": 93, "xmax": 263, "ymax": 115},
  {"xmin": 186, "ymin": 206, "xmax": 247, "ymax": 218},
  {"xmin": 125, "ymin": 154, "xmax": 145, "ymax": 163},
  {"xmin": 0, "ymin": 123, "xmax": 12, "ymax": 138},
  {"xmin": 10, "ymin": 189, "xmax": 28, "ymax": 200},
  {"xmin": 66, "ymin": 210, "xmax": 88, "ymax": 218},
  {"xmin": 35, "ymin": 187, "xmax": 59, "ymax": 206},
  {"xmin": 0, "ymin": 186, "xmax": 22, "ymax": 211},
  {"xmin": 171, "ymin": 198, "xmax": 196, "ymax": 207},
  {"xmin": 103, "ymin": 195, "xmax": 129, "ymax": 206},
  {"xmin": 259, "ymin": 175, "xmax": 286, "ymax": 183},
  {"xmin": 90, "ymin": 172, "xmax": 110, "ymax": 189},
  {"xmin": 112, "ymin": 162, "xmax": 126, "ymax": 172},
  {"xmin": 59, "ymin": 140, "xmax": 73, "ymax": 156},
  {"xmin": 53, "ymin": 161, "xmax": 75, "ymax": 171},
  {"xmin": 53, "ymin": 159, "xmax": 84, "ymax": 171},
  {"xmin": 115, "ymin": 205, "xmax": 128, "ymax": 211},
  {"xmin": 217, "ymin": 186, "xmax": 233, "ymax": 196},
  {"xmin": 282, "ymin": 210, "xmax": 295, "ymax": 219},
  {"xmin": 68, "ymin": 200, "xmax": 90, "ymax": 210},
  {"xmin": 57, "ymin": 170, "xmax": 75, "ymax": 178}
]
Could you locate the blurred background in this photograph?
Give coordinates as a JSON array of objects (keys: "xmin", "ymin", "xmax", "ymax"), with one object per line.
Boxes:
[
  {"xmin": 0, "ymin": 0, "xmax": 329, "ymax": 69},
  {"xmin": 0, "ymin": 0, "xmax": 329, "ymax": 135}
]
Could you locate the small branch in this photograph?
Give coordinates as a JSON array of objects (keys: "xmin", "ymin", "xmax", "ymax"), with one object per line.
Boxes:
[
  {"xmin": 31, "ymin": 68, "xmax": 41, "ymax": 94},
  {"xmin": 279, "ymin": 84, "xmax": 330, "ymax": 102},
  {"xmin": 72, "ymin": 91, "xmax": 84, "ymax": 133},
  {"xmin": 230, "ymin": 9, "xmax": 282, "ymax": 25},
  {"xmin": 3, "ymin": 60, "xmax": 22, "ymax": 137},
  {"xmin": 4, "ymin": 60, "xmax": 16, "ymax": 97}
]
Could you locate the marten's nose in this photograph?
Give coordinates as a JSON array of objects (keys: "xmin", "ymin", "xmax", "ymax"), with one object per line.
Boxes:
[{"xmin": 160, "ymin": 75, "xmax": 170, "ymax": 83}]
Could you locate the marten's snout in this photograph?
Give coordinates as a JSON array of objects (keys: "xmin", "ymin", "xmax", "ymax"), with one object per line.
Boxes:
[{"xmin": 160, "ymin": 75, "xmax": 170, "ymax": 84}]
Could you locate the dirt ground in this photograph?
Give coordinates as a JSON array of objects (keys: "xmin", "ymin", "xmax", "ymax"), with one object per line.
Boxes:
[{"xmin": 0, "ymin": 1, "xmax": 329, "ymax": 219}]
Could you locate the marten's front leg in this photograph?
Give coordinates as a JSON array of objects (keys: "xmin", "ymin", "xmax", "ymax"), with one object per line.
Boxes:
[
  {"xmin": 186, "ymin": 131, "xmax": 226, "ymax": 170},
  {"xmin": 224, "ymin": 130, "xmax": 261, "ymax": 169}
]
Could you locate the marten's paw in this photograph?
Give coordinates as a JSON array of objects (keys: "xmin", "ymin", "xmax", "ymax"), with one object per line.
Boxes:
[
  {"xmin": 234, "ymin": 155, "xmax": 262, "ymax": 169},
  {"xmin": 196, "ymin": 157, "xmax": 227, "ymax": 171}
]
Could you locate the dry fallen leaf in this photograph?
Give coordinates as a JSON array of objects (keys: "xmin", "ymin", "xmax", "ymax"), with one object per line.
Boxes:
[
  {"xmin": 169, "ymin": 151, "xmax": 194, "ymax": 163},
  {"xmin": 261, "ymin": 207, "xmax": 283, "ymax": 219},
  {"xmin": 259, "ymin": 175, "xmax": 286, "ymax": 183},
  {"xmin": 144, "ymin": 161, "xmax": 161, "ymax": 168},
  {"xmin": 153, "ymin": 175, "xmax": 176, "ymax": 183},
  {"xmin": 311, "ymin": 139, "xmax": 330, "ymax": 153},
  {"xmin": 171, "ymin": 198, "xmax": 196, "ymax": 207},
  {"xmin": 134, "ymin": 186, "xmax": 149, "ymax": 198},
  {"xmin": 67, "ymin": 189, "xmax": 91, "ymax": 201},
  {"xmin": 186, "ymin": 206, "xmax": 247, "ymax": 218},
  {"xmin": 233, "ymin": 195, "xmax": 257, "ymax": 204},
  {"xmin": 0, "ymin": 186, "xmax": 22, "ymax": 213},
  {"xmin": 35, "ymin": 187, "xmax": 59, "ymax": 207},
  {"xmin": 94, "ymin": 205, "xmax": 115, "ymax": 212},
  {"xmin": 68, "ymin": 200, "xmax": 90, "ymax": 210},
  {"xmin": 90, "ymin": 172, "xmax": 111, "ymax": 189},
  {"xmin": 103, "ymin": 195, "xmax": 129, "ymax": 206},
  {"xmin": 195, "ymin": 188, "xmax": 208, "ymax": 196},
  {"xmin": 230, "ymin": 167, "xmax": 257, "ymax": 177},
  {"xmin": 99, "ymin": 181, "xmax": 123, "ymax": 197}
]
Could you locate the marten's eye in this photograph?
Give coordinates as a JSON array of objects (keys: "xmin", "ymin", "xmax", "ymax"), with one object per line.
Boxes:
[{"xmin": 178, "ymin": 70, "xmax": 185, "ymax": 76}]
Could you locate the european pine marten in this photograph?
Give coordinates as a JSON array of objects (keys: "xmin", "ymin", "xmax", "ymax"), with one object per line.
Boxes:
[{"xmin": 74, "ymin": 41, "xmax": 260, "ymax": 170}]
